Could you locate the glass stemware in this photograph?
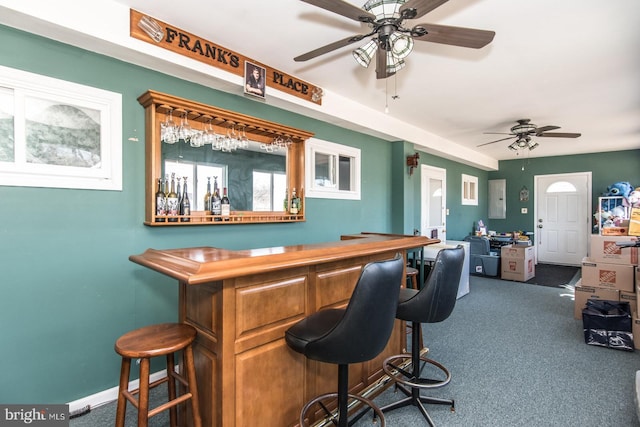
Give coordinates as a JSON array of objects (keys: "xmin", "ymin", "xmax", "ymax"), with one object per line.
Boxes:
[
  {"xmin": 161, "ymin": 109, "xmax": 178, "ymax": 144},
  {"xmin": 178, "ymin": 111, "xmax": 192, "ymax": 143}
]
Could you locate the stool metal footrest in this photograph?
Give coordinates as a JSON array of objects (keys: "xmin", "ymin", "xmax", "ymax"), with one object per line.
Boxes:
[
  {"xmin": 381, "ymin": 353, "xmax": 454, "ymax": 426},
  {"xmin": 382, "ymin": 354, "xmax": 451, "ymax": 390},
  {"xmin": 300, "ymin": 392, "xmax": 385, "ymax": 427}
]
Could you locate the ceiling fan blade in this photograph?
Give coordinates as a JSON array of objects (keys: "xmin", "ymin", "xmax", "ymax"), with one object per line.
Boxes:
[
  {"xmin": 483, "ymin": 132, "xmax": 513, "ymax": 135},
  {"xmin": 375, "ymin": 46, "xmax": 393, "ymax": 79},
  {"xmin": 400, "ymin": 0, "xmax": 450, "ymax": 19},
  {"xmin": 535, "ymin": 125, "xmax": 561, "ymax": 134},
  {"xmin": 537, "ymin": 132, "xmax": 581, "ymax": 138},
  {"xmin": 477, "ymin": 136, "xmax": 516, "ymax": 147},
  {"xmin": 413, "ymin": 23, "xmax": 495, "ymax": 49},
  {"xmin": 300, "ymin": 0, "xmax": 376, "ymax": 23},
  {"xmin": 294, "ymin": 34, "xmax": 366, "ymax": 61}
]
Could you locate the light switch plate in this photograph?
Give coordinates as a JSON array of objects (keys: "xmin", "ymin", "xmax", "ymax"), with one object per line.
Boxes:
[{"xmin": 521, "ymin": 208, "xmax": 528, "ymax": 214}]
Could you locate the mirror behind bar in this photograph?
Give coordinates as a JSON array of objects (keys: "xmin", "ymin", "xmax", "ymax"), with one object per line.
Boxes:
[{"xmin": 137, "ymin": 90, "xmax": 314, "ymax": 226}]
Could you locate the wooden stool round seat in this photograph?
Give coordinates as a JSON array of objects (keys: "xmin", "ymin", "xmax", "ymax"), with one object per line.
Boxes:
[
  {"xmin": 115, "ymin": 323, "xmax": 202, "ymax": 427},
  {"xmin": 406, "ymin": 267, "xmax": 419, "ymax": 289}
]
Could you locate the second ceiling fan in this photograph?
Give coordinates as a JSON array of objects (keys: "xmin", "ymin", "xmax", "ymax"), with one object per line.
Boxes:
[
  {"xmin": 295, "ymin": 0, "xmax": 495, "ymax": 79},
  {"xmin": 478, "ymin": 119, "xmax": 582, "ymax": 151}
]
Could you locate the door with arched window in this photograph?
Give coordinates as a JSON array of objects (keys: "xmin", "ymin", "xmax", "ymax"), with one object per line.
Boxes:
[{"xmin": 534, "ymin": 172, "xmax": 592, "ymax": 265}]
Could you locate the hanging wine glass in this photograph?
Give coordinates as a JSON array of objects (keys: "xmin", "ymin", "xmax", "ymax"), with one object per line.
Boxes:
[
  {"xmin": 239, "ymin": 126, "xmax": 249, "ymax": 149},
  {"xmin": 204, "ymin": 118, "xmax": 217, "ymax": 145},
  {"xmin": 178, "ymin": 111, "xmax": 192, "ymax": 143},
  {"xmin": 161, "ymin": 109, "xmax": 178, "ymax": 144}
]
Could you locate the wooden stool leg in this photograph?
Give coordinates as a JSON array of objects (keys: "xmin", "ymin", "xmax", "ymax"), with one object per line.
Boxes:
[
  {"xmin": 166, "ymin": 353, "xmax": 178, "ymax": 427},
  {"xmin": 115, "ymin": 358, "xmax": 131, "ymax": 427},
  {"xmin": 138, "ymin": 358, "xmax": 150, "ymax": 427},
  {"xmin": 184, "ymin": 345, "xmax": 202, "ymax": 427}
]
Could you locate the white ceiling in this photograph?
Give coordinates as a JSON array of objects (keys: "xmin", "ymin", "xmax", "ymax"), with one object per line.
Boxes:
[{"xmin": 2, "ymin": 0, "xmax": 639, "ymax": 169}]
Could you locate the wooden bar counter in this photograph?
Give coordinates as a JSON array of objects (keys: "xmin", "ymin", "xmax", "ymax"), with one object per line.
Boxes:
[{"xmin": 129, "ymin": 233, "xmax": 434, "ymax": 427}]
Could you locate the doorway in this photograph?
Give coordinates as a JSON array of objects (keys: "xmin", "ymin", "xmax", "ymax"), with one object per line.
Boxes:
[
  {"xmin": 534, "ymin": 172, "xmax": 592, "ymax": 265},
  {"xmin": 421, "ymin": 165, "xmax": 447, "ymax": 241}
]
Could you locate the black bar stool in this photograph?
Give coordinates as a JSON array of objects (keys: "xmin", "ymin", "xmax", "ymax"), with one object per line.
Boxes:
[
  {"xmin": 114, "ymin": 323, "xmax": 202, "ymax": 427},
  {"xmin": 381, "ymin": 246, "xmax": 465, "ymax": 426},
  {"xmin": 285, "ymin": 255, "xmax": 404, "ymax": 427}
]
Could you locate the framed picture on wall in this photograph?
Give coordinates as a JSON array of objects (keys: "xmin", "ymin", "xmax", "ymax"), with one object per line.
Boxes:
[
  {"xmin": 243, "ymin": 61, "xmax": 266, "ymax": 99},
  {"xmin": 0, "ymin": 65, "xmax": 122, "ymax": 191}
]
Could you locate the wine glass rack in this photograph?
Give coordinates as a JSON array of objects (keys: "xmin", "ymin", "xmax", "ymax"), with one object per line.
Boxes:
[{"xmin": 138, "ymin": 90, "xmax": 314, "ymax": 226}]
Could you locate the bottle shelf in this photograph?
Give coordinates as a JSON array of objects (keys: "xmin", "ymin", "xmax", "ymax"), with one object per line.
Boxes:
[
  {"xmin": 138, "ymin": 90, "xmax": 312, "ymax": 227},
  {"xmin": 145, "ymin": 211, "xmax": 304, "ymax": 226}
]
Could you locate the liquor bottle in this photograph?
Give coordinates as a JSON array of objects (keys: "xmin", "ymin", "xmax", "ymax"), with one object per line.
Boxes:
[
  {"xmin": 211, "ymin": 176, "xmax": 221, "ymax": 221},
  {"xmin": 204, "ymin": 177, "xmax": 212, "ymax": 213},
  {"xmin": 167, "ymin": 173, "xmax": 179, "ymax": 222},
  {"xmin": 283, "ymin": 188, "xmax": 288, "ymax": 212},
  {"xmin": 180, "ymin": 177, "xmax": 191, "ymax": 222},
  {"xmin": 155, "ymin": 177, "xmax": 166, "ymax": 222},
  {"xmin": 221, "ymin": 187, "xmax": 230, "ymax": 221},
  {"xmin": 176, "ymin": 177, "xmax": 183, "ymax": 214},
  {"xmin": 290, "ymin": 188, "xmax": 299, "ymax": 215}
]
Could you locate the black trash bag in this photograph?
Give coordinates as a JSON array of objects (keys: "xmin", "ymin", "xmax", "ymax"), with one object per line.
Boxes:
[{"xmin": 582, "ymin": 299, "xmax": 634, "ymax": 351}]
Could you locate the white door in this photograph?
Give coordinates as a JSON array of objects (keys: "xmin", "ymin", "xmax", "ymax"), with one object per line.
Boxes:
[
  {"xmin": 421, "ymin": 165, "xmax": 447, "ymax": 241},
  {"xmin": 534, "ymin": 172, "xmax": 591, "ymax": 265}
]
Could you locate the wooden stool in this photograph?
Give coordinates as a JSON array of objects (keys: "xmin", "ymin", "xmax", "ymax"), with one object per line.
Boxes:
[
  {"xmin": 115, "ymin": 323, "xmax": 202, "ymax": 427},
  {"xmin": 406, "ymin": 267, "xmax": 419, "ymax": 289}
]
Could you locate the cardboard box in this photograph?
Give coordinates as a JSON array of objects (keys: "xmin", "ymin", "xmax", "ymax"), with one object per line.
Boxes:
[
  {"xmin": 581, "ymin": 258, "xmax": 635, "ymax": 292},
  {"xmin": 632, "ymin": 318, "xmax": 640, "ymax": 350},
  {"xmin": 630, "ymin": 208, "xmax": 640, "ymax": 237},
  {"xmin": 501, "ymin": 244, "xmax": 535, "ymax": 282},
  {"xmin": 601, "ymin": 226, "xmax": 629, "ymax": 236},
  {"xmin": 620, "ymin": 291, "xmax": 638, "ymax": 320},
  {"xmin": 574, "ymin": 280, "xmax": 637, "ymax": 320},
  {"xmin": 590, "ymin": 235, "xmax": 638, "ymax": 265},
  {"xmin": 574, "ymin": 280, "xmax": 619, "ymax": 319}
]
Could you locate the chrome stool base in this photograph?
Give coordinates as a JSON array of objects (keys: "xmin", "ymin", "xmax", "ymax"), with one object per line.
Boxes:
[
  {"xmin": 299, "ymin": 392, "xmax": 385, "ymax": 427},
  {"xmin": 381, "ymin": 353, "xmax": 454, "ymax": 426}
]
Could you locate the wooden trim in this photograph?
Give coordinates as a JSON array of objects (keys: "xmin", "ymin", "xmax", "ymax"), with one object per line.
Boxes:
[
  {"xmin": 129, "ymin": 234, "xmax": 435, "ymax": 284},
  {"xmin": 130, "ymin": 9, "xmax": 322, "ymax": 105},
  {"xmin": 138, "ymin": 89, "xmax": 313, "ymax": 225}
]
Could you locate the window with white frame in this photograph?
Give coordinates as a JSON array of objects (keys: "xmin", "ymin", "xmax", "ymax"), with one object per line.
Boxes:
[
  {"xmin": 305, "ymin": 138, "xmax": 360, "ymax": 200},
  {"xmin": 461, "ymin": 174, "xmax": 479, "ymax": 206}
]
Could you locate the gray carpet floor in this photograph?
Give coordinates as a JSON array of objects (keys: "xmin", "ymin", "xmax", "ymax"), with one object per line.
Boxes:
[{"xmin": 72, "ymin": 275, "xmax": 640, "ymax": 426}]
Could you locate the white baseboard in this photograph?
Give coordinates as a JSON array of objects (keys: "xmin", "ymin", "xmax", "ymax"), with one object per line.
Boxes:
[{"xmin": 67, "ymin": 369, "xmax": 168, "ymax": 412}]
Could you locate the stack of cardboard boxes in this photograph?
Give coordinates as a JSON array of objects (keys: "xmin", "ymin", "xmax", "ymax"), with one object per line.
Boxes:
[
  {"xmin": 574, "ymin": 235, "xmax": 639, "ymax": 348},
  {"xmin": 501, "ymin": 243, "xmax": 536, "ymax": 282}
]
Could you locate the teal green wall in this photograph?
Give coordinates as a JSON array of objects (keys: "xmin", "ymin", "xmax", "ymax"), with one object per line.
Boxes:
[
  {"xmin": 406, "ymin": 150, "xmax": 490, "ymax": 240},
  {"xmin": 1, "ymin": 23, "xmax": 636, "ymax": 406},
  {"xmin": 487, "ymin": 150, "xmax": 640, "ymax": 233},
  {"xmin": 0, "ymin": 25, "xmax": 398, "ymax": 404}
]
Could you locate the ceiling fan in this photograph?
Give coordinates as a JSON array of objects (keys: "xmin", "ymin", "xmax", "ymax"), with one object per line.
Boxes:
[
  {"xmin": 295, "ymin": 0, "xmax": 495, "ymax": 79},
  {"xmin": 478, "ymin": 119, "xmax": 582, "ymax": 151}
]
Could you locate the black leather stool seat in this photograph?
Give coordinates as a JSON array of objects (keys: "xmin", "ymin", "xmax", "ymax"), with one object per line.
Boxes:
[
  {"xmin": 381, "ymin": 246, "xmax": 465, "ymax": 426},
  {"xmin": 285, "ymin": 254, "xmax": 404, "ymax": 427}
]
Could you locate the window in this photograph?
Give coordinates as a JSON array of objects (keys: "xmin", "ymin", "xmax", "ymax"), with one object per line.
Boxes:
[
  {"xmin": 305, "ymin": 138, "xmax": 361, "ymax": 200},
  {"xmin": 0, "ymin": 65, "xmax": 122, "ymax": 190},
  {"xmin": 164, "ymin": 160, "xmax": 226, "ymax": 211},
  {"xmin": 461, "ymin": 174, "xmax": 478, "ymax": 206},
  {"xmin": 547, "ymin": 181, "xmax": 577, "ymax": 193},
  {"xmin": 253, "ymin": 170, "xmax": 286, "ymax": 211}
]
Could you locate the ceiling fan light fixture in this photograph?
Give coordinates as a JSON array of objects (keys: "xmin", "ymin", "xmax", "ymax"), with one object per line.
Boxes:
[
  {"xmin": 363, "ymin": 0, "xmax": 405, "ymax": 20},
  {"xmin": 386, "ymin": 51, "xmax": 405, "ymax": 73},
  {"xmin": 352, "ymin": 40, "xmax": 378, "ymax": 67},
  {"xmin": 510, "ymin": 122, "xmax": 537, "ymax": 134},
  {"xmin": 389, "ymin": 31, "xmax": 414, "ymax": 59}
]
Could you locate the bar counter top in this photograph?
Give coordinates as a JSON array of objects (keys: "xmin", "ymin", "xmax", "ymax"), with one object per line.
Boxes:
[
  {"xmin": 129, "ymin": 233, "xmax": 435, "ymax": 285},
  {"xmin": 128, "ymin": 232, "xmax": 437, "ymax": 426}
]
